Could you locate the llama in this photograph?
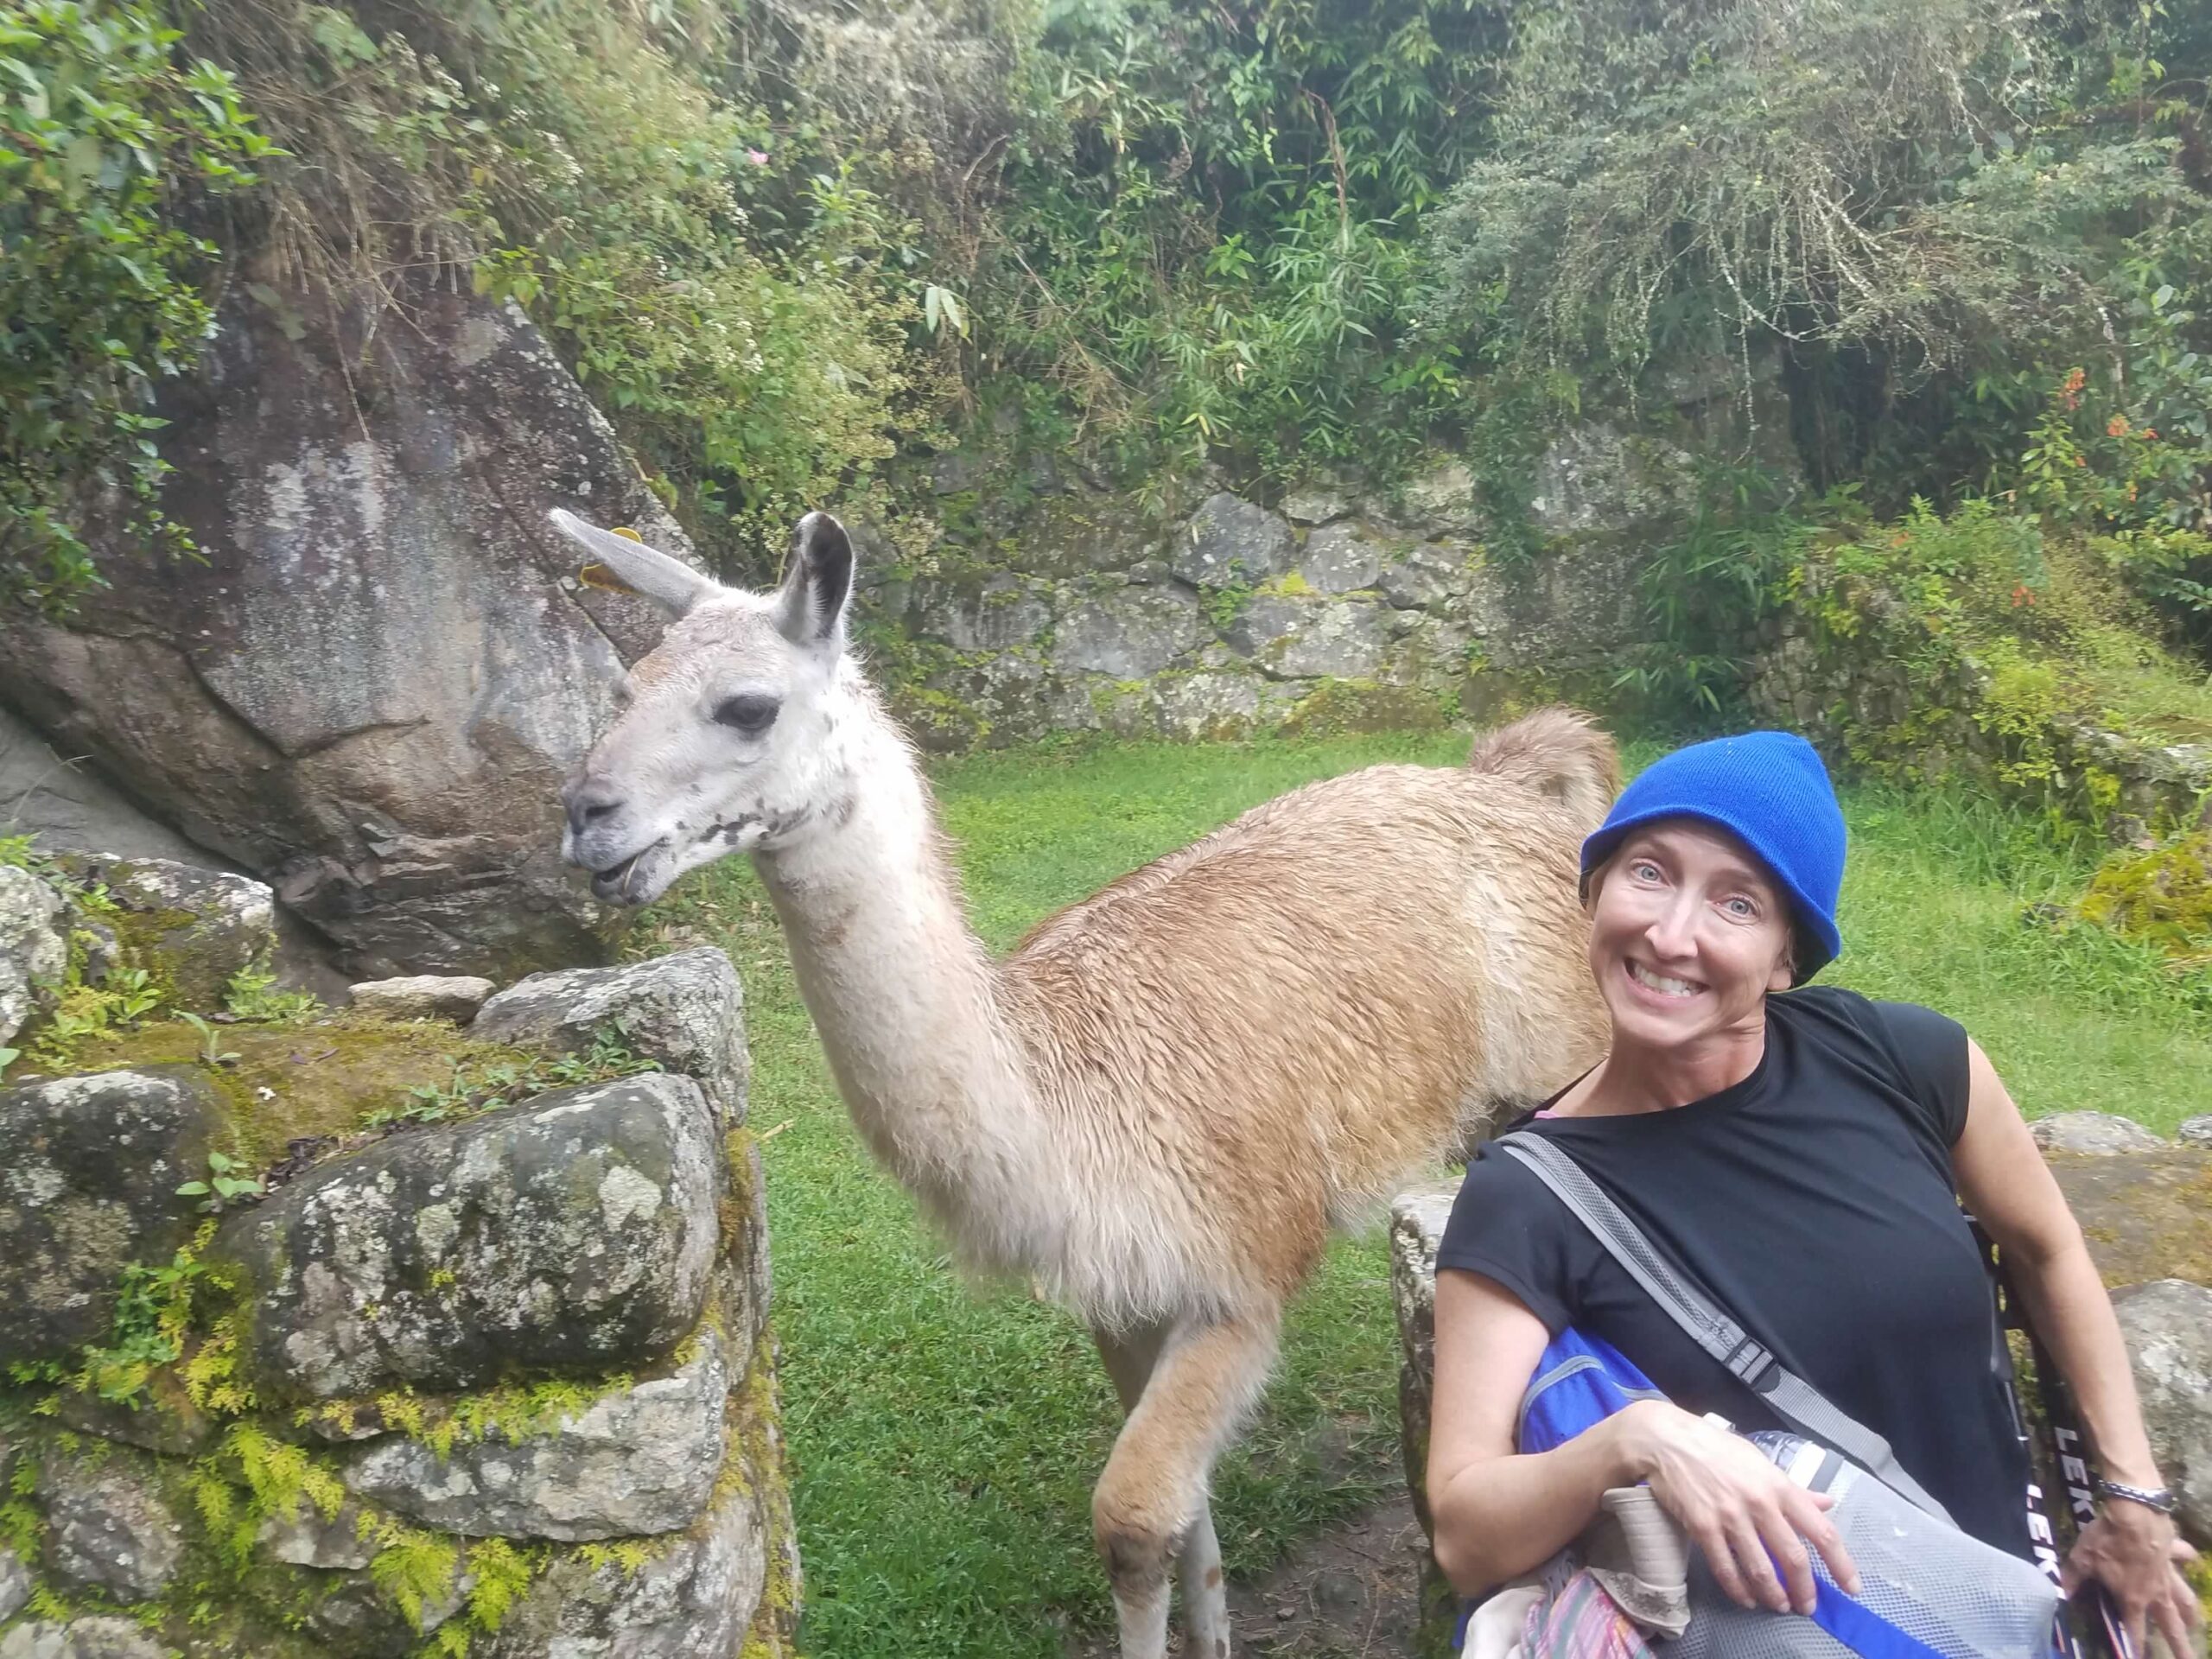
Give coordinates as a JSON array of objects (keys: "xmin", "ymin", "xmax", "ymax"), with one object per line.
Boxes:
[{"xmin": 547, "ymin": 507, "xmax": 1614, "ymax": 1658}]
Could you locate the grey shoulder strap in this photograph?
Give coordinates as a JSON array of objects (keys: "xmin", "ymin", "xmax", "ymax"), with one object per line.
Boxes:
[{"xmin": 1496, "ymin": 1129, "xmax": 1955, "ymax": 1525}]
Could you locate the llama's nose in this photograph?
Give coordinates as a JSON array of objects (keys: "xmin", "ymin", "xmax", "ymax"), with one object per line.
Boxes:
[{"xmin": 563, "ymin": 776, "xmax": 625, "ymax": 840}]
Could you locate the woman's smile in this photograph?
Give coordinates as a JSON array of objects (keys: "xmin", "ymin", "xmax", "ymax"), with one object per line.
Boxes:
[{"xmin": 1624, "ymin": 959, "xmax": 1705, "ymax": 1000}]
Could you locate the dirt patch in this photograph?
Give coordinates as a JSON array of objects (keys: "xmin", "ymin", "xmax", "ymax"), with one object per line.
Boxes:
[{"xmin": 1076, "ymin": 1496, "xmax": 1428, "ymax": 1658}]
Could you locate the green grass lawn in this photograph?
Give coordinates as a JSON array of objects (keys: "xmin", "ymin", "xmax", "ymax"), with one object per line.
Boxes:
[{"xmin": 637, "ymin": 731, "xmax": 2210, "ymax": 1658}]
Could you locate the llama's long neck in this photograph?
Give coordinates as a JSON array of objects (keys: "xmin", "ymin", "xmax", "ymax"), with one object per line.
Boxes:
[{"xmin": 752, "ymin": 691, "xmax": 1042, "ymax": 1243}]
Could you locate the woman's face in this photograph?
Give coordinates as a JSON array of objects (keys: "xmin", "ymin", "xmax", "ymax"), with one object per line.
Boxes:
[{"xmin": 1587, "ymin": 819, "xmax": 1797, "ymax": 1052}]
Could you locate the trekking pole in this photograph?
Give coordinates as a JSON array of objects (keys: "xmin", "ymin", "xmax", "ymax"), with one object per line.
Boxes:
[{"xmin": 1974, "ymin": 1217, "xmax": 2133, "ymax": 1659}]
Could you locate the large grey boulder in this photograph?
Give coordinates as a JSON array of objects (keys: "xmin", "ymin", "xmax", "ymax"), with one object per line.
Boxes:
[
  {"xmin": 1050, "ymin": 586, "xmax": 1205, "ymax": 679},
  {"xmin": 1171, "ymin": 493, "xmax": 1295, "ymax": 587},
  {"xmin": 0, "ymin": 276, "xmax": 678, "ymax": 981},
  {"xmin": 2111, "ymin": 1280, "xmax": 2212, "ymax": 1546},
  {"xmin": 1398, "ymin": 458, "xmax": 1486, "ymax": 537},
  {"xmin": 304, "ymin": 1563, "xmax": 469, "ymax": 1658},
  {"xmin": 1154, "ymin": 672, "xmax": 1264, "ymax": 741},
  {"xmin": 342, "ymin": 1325, "xmax": 730, "ymax": 1540},
  {"xmin": 0, "ymin": 864, "xmax": 66, "ymax": 1044},
  {"xmin": 53, "ymin": 1371, "xmax": 214, "ymax": 1458},
  {"xmin": 256, "ymin": 1497, "xmax": 379, "ymax": 1571},
  {"xmin": 1377, "ymin": 542, "xmax": 1486, "ymax": 614},
  {"xmin": 0, "ymin": 1068, "xmax": 221, "ymax": 1365},
  {"xmin": 475, "ymin": 1457, "xmax": 772, "ymax": 1659},
  {"xmin": 472, "ymin": 948, "xmax": 747, "ymax": 1124},
  {"xmin": 36, "ymin": 1448, "xmax": 185, "ymax": 1603},
  {"xmin": 0, "ymin": 1619, "xmax": 171, "ymax": 1659},
  {"xmin": 1281, "ymin": 487, "xmax": 1351, "ymax": 526},
  {"xmin": 2031, "ymin": 1112, "xmax": 2168, "ymax": 1155},
  {"xmin": 213, "ymin": 1072, "xmax": 721, "ymax": 1401}
]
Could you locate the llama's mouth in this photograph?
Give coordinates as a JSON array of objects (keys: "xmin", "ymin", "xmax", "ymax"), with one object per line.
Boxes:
[{"xmin": 588, "ymin": 844, "xmax": 667, "ymax": 906}]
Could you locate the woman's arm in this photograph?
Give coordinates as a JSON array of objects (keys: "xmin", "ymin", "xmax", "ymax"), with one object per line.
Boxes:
[
  {"xmin": 1950, "ymin": 1038, "xmax": 2200, "ymax": 1656},
  {"xmin": 1427, "ymin": 1268, "xmax": 1857, "ymax": 1614}
]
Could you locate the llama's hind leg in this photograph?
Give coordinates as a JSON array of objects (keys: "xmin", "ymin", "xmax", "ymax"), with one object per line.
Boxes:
[{"xmin": 1093, "ymin": 1310, "xmax": 1279, "ymax": 1659}]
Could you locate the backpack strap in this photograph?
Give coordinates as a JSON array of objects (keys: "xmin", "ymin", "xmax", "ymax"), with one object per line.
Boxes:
[{"xmin": 1495, "ymin": 1130, "xmax": 1957, "ymax": 1526}]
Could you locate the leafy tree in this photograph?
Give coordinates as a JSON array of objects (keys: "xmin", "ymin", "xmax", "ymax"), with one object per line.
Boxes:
[{"xmin": 0, "ymin": 0, "xmax": 274, "ymax": 608}]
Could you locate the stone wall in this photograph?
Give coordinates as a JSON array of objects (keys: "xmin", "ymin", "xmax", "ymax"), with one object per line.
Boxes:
[
  {"xmin": 857, "ymin": 367, "xmax": 1783, "ymax": 748},
  {"xmin": 0, "ymin": 853, "xmax": 795, "ymax": 1659},
  {"xmin": 1389, "ymin": 1122, "xmax": 2212, "ymax": 1649},
  {"xmin": 1750, "ymin": 622, "xmax": 2212, "ymax": 833}
]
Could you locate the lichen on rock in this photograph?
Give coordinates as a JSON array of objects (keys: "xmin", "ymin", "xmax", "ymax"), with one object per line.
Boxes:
[
  {"xmin": 473, "ymin": 949, "xmax": 747, "ymax": 1125},
  {"xmin": 0, "ymin": 1067, "xmax": 221, "ymax": 1365},
  {"xmin": 340, "ymin": 1324, "xmax": 731, "ymax": 1540},
  {"xmin": 212, "ymin": 1072, "xmax": 721, "ymax": 1401},
  {"xmin": 0, "ymin": 865, "xmax": 67, "ymax": 1046}
]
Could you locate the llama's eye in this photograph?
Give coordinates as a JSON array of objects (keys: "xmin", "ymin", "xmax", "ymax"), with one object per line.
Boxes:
[{"xmin": 712, "ymin": 694, "xmax": 780, "ymax": 735}]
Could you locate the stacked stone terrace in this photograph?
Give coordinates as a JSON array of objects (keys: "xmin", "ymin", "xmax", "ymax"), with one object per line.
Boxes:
[{"xmin": 0, "ymin": 855, "xmax": 793, "ymax": 1659}]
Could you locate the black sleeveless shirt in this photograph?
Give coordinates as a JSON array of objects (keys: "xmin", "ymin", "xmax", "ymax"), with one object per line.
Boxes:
[{"xmin": 1437, "ymin": 985, "xmax": 2034, "ymax": 1560}]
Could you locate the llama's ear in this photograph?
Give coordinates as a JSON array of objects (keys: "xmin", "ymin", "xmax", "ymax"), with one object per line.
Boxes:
[
  {"xmin": 774, "ymin": 512, "xmax": 855, "ymax": 651},
  {"xmin": 548, "ymin": 509, "xmax": 718, "ymax": 616}
]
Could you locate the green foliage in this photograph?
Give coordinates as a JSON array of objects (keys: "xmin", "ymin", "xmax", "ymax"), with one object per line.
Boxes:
[
  {"xmin": 367, "ymin": 1525, "xmax": 461, "ymax": 1634},
  {"xmin": 1612, "ymin": 463, "xmax": 1808, "ymax": 721},
  {"xmin": 2081, "ymin": 831, "xmax": 2212, "ymax": 970},
  {"xmin": 1414, "ymin": 0, "xmax": 2212, "ymax": 531},
  {"xmin": 174, "ymin": 1147, "xmax": 262, "ymax": 1215},
  {"xmin": 74, "ymin": 1243, "xmax": 209, "ymax": 1403},
  {"xmin": 183, "ymin": 0, "xmax": 943, "ymax": 574},
  {"xmin": 969, "ymin": 0, "xmax": 1493, "ymax": 477},
  {"xmin": 26, "ymin": 963, "xmax": 164, "ymax": 1068},
  {"xmin": 176, "ymin": 1009, "xmax": 238, "ymax": 1068},
  {"xmin": 358, "ymin": 1021, "xmax": 659, "ymax": 1131},
  {"xmin": 220, "ymin": 963, "xmax": 319, "ymax": 1025},
  {"xmin": 0, "ymin": 0, "xmax": 274, "ymax": 607}
]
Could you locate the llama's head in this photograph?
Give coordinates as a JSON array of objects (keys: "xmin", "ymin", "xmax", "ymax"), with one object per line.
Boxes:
[{"xmin": 550, "ymin": 509, "xmax": 857, "ymax": 906}]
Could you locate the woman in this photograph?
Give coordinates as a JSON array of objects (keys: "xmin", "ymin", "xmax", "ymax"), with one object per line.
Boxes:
[{"xmin": 1427, "ymin": 732, "xmax": 2200, "ymax": 1652}]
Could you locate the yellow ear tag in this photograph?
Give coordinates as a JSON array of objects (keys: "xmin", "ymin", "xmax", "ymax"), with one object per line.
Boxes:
[
  {"xmin": 576, "ymin": 527, "xmax": 647, "ymax": 594},
  {"xmin": 576, "ymin": 563, "xmax": 639, "ymax": 594}
]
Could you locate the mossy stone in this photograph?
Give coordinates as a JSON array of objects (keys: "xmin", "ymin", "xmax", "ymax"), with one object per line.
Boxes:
[{"xmin": 2081, "ymin": 831, "xmax": 2212, "ymax": 965}]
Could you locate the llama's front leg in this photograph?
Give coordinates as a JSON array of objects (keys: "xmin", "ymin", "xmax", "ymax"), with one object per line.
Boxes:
[
  {"xmin": 1092, "ymin": 1310, "xmax": 1279, "ymax": 1659},
  {"xmin": 1179, "ymin": 1503, "xmax": 1230, "ymax": 1659}
]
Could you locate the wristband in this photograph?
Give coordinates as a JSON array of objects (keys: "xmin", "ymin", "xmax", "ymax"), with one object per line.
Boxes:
[{"xmin": 2093, "ymin": 1478, "xmax": 2177, "ymax": 1516}]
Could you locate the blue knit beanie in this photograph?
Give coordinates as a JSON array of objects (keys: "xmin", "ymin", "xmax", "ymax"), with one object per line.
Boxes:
[{"xmin": 1580, "ymin": 732, "xmax": 1846, "ymax": 982}]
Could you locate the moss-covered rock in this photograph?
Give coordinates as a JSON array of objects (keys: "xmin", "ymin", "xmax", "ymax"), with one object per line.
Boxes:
[
  {"xmin": 55, "ymin": 860, "xmax": 278, "ymax": 1015},
  {"xmin": 340, "ymin": 1324, "xmax": 731, "ymax": 1541},
  {"xmin": 2082, "ymin": 831, "xmax": 2212, "ymax": 966},
  {"xmin": 212, "ymin": 1073, "xmax": 721, "ymax": 1402},
  {"xmin": 471, "ymin": 948, "xmax": 747, "ymax": 1126},
  {"xmin": 0, "ymin": 1068, "xmax": 221, "ymax": 1367},
  {"xmin": 1280, "ymin": 678, "xmax": 1450, "ymax": 739}
]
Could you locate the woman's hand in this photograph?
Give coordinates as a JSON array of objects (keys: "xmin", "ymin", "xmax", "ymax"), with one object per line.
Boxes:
[
  {"xmin": 1615, "ymin": 1399, "xmax": 1861, "ymax": 1616},
  {"xmin": 2062, "ymin": 1500, "xmax": 2202, "ymax": 1659}
]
